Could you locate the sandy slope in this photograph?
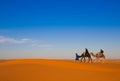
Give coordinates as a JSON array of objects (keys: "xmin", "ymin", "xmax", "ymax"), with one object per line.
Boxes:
[{"xmin": 0, "ymin": 59, "xmax": 120, "ymax": 81}]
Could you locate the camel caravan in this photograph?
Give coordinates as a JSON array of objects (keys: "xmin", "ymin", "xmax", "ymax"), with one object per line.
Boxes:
[{"xmin": 75, "ymin": 48, "xmax": 106, "ymax": 63}]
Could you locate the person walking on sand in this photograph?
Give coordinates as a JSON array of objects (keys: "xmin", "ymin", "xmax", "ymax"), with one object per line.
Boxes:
[{"xmin": 75, "ymin": 52, "xmax": 80, "ymax": 60}]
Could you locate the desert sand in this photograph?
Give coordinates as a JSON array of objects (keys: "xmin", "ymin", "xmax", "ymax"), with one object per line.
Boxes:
[{"xmin": 0, "ymin": 59, "xmax": 120, "ymax": 81}]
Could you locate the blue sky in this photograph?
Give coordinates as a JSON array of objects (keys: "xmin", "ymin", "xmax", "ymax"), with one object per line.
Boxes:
[{"xmin": 0, "ymin": 0, "xmax": 120, "ymax": 59}]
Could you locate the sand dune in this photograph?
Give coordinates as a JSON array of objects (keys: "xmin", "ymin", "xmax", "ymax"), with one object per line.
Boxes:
[{"xmin": 0, "ymin": 59, "xmax": 120, "ymax": 81}]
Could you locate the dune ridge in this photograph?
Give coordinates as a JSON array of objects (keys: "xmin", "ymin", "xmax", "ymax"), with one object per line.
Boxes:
[{"xmin": 0, "ymin": 59, "xmax": 120, "ymax": 81}]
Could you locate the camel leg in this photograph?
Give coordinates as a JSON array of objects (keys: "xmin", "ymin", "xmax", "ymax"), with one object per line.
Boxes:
[
  {"xmin": 102, "ymin": 58, "xmax": 105, "ymax": 63},
  {"xmin": 81, "ymin": 57, "xmax": 83, "ymax": 62},
  {"xmin": 94, "ymin": 58, "xmax": 97, "ymax": 63},
  {"xmin": 102, "ymin": 59, "xmax": 104, "ymax": 63},
  {"xmin": 87, "ymin": 57, "xmax": 90, "ymax": 63},
  {"xmin": 90, "ymin": 57, "xmax": 92, "ymax": 63},
  {"xmin": 83, "ymin": 57, "xmax": 85, "ymax": 62},
  {"xmin": 96, "ymin": 59, "xmax": 99, "ymax": 63},
  {"xmin": 93, "ymin": 59, "xmax": 95, "ymax": 63},
  {"xmin": 88, "ymin": 57, "xmax": 92, "ymax": 63},
  {"xmin": 81, "ymin": 57, "xmax": 85, "ymax": 62}
]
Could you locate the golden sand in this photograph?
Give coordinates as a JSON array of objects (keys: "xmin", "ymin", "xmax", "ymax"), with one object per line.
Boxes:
[{"xmin": 0, "ymin": 59, "xmax": 120, "ymax": 81}]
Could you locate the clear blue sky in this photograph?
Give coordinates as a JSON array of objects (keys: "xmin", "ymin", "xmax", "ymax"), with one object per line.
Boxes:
[{"xmin": 0, "ymin": 0, "xmax": 120, "ymax": 59}]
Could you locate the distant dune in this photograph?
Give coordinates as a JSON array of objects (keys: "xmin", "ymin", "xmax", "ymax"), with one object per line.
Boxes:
[{"xmin": 0, "ymin": 59, "xmax": 120, "ymax": 81}]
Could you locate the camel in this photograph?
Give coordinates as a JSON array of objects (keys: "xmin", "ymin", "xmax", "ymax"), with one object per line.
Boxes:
[
  {"xmin": 75, "ymin": 48, "xmax": 92, "ymax": 62},
  {"xmin": 90, "ymin": 49, "xmax": 105, "ymax": 63}
]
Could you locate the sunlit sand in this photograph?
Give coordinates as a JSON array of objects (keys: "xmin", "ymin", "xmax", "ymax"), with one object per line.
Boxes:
[{"xmin": 0, "ymin": 59, "xmax": 120, "ymax": 81}]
